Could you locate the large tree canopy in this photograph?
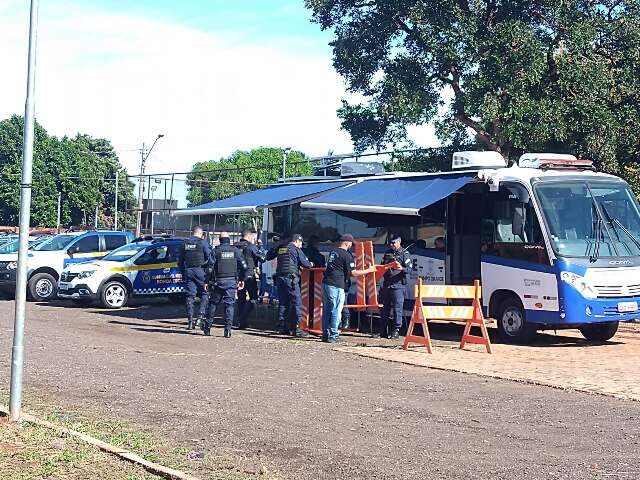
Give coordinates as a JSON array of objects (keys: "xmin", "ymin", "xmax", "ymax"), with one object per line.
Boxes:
[
  {"xmin": 0, "ymin": 115, "xmax": 135, "ymax": 227},
  {"xmin": 306, "ymin": 0, "xmax": 640, "ymax": 172}
]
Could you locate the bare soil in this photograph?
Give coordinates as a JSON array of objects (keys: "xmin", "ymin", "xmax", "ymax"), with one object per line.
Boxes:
[{"xmin": 1, "ymin": 299, "xmax": 639, "ymax": 479}]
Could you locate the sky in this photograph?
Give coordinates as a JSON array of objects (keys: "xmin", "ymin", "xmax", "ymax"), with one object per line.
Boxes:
[{"xmin": 1, "ymin": 0, "xmax": 438, "ymax": 177}]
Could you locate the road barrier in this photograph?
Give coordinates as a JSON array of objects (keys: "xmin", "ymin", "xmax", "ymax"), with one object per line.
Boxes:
[{"xmin": 403, "ymin": 278, "xmax": 492, "ymax": 354}]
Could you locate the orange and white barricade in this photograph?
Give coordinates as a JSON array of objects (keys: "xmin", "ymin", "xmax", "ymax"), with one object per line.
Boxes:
[
  {"xmin": 403, "ymin": 278, "xmax": 492, "ymax": 354},
  {"xmin": 300, "ymin": 241, "xmax": 398, "ymax": 335}
]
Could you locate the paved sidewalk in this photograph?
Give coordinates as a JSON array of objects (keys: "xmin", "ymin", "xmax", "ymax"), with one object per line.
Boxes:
[{"xmin": 337, "ymin": 322, "xmax": 640, "ymax": 401}]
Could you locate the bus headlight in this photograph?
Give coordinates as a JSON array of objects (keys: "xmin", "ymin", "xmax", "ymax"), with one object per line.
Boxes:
[{"xmin": 560, "ymin": 271, "xmax": 597, "ymax": 299}]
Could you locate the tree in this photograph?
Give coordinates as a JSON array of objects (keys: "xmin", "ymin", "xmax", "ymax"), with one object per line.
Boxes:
[
  {"xmin": 186, "ymin": 147, "xmax": 313, "ymax": 230},
  {"xmin": 187, "ymin": 147, "xmax": 312, "ymax": 206},
  {"xmin": 0, "ymin": 115, "xmax": 135, "ymax": 228},
  {"xmin": 306, "ymin": 1, "xmax": 640, "ymax": 173}
]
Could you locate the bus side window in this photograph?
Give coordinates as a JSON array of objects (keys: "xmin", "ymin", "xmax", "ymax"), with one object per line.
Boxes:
[{"xmin": 484, "ymin": 188, "xmax": 549, "ymax": 265}]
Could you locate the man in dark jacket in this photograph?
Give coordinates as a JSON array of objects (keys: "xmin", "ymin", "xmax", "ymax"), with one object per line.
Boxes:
[
  {"xmin": 202, "ymin": 232, "xmax": 248, "ymax": 338},
  {"xmin": 235, "ymin": 228, "xmax": 266, "ymax": 329},
  {"xmin": 378, "ymin": 234, "xmax": 412, "ymax": 339},
  {"xmin": 179, "ymin": 225, "xmax": 213, "ymax": 330},
  {"xmin": 303, "ymin": 235, "xmax": 325, "ymax": 268},
  {"xmin": 266, "ymin": 233, "xmax": 312, "ymax": 337}
]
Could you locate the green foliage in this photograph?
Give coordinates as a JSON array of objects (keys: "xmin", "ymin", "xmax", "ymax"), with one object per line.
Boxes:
[
  {"xmin": 187, "ymin": 147, "xmax": 312, "ymax": 206},
  {"xmin": 306, "ymin": 1, "xmax": 640, "ymax": 173},
  {"xmin": 0, "ymin": 115, "xmax": 135, "ymax": 228}
]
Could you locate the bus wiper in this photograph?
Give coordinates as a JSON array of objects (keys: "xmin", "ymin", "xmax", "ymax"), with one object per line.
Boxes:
[{"xmin": 601, "ymin": 205, "xmax": 640, "ymax": 252}]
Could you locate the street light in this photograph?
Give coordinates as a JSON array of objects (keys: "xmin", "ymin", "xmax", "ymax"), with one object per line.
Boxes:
[{"xmin": 135, "ymin": 134, "xmax": 164, "ymax": 237}]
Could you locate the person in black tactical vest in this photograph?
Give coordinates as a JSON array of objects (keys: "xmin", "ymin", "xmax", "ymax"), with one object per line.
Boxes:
[
  {"xmin": 235, "ymin": 227, "xmax": 266, "ymax": 329},
  {"xmin": 179, "ymin": 225, "xmax": 213, "ymax": 330},
  {"xmin": 266, "ymin": 233, "xmax": 313, "ymax": 336},
  {"xmin": 202, "ymin": 232, "xmax": 248, "ymax": 338},
  {"xmin": 377, "ymin": 234, "xmax": 413, "ymax": 339}
]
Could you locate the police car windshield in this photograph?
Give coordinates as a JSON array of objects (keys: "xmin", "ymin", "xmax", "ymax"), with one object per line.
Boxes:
[
  {"xmin": 32, "ymin": 234, "xmax": 78, "ymax": 252},
  {"xmin": 102, "ymin": 244, "xmax": 147, "ymax": 262}
]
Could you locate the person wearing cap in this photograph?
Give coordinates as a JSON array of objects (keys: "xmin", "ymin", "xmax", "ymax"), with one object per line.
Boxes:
[
  {"xmin": 377, "ymin": 234, "xmax": 413, "ymax": 339},
  {"xmin": 321, "ymin": 234, "xmax": 374, "ymax": 343},
  {"xmin": 266, "ymin": 233, "xmax": 313, "ymax": 336}
]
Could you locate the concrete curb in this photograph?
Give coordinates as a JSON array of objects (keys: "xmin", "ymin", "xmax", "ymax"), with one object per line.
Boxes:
[{"xmin": 0, "ymin": 405, "xmax": 202, "ymax": 480}]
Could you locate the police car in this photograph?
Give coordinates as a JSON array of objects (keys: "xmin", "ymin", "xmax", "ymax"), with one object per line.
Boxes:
[
  {"xmin": 0, "ymin": 230, "xmax": 132, "ymax": 302},
  {"xmin": 57, "ymin": 237, "xmax": 186, "ymax": 309}
]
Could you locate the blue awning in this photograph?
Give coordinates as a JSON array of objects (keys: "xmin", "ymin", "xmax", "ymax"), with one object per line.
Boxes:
[
  {"xmin": 173, "ymin": 180, "xmax": 353, "ymax": 216},
  {"xmin": 300, "ymin": 173, "xmax": 477, "ymax": 216}
]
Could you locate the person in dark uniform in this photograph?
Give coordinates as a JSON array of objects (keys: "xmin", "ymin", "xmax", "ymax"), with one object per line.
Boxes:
[
  {"xmin": 202, "ymin": 232, "xmax": 248, "ymax": 338},
  {"xmin": 179, "ymin": 225, "xmax": 213, "ymax": 330},
  {"xmin": 235, "ymin": 228, "xmax": 266, "ymax": 329},
  {"xmin": 303, "ymin": 235, "xmax": 325, "ymax": 268},
  {"xmin": 378, "ymin": 234, "xmax": 412, "ymax": 339},
  {"xmin": 266, "ymin": 233, "xmax": 312, "ymax": 337}
]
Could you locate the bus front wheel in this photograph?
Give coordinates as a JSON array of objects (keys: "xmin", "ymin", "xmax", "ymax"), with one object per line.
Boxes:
[
  {"xmin": 496, "ymin": 297, "xmax": 536, "ymax": 343},
  {"xmin": 579, "ymin": 322, "xmax": 618, "ymax": 342}
]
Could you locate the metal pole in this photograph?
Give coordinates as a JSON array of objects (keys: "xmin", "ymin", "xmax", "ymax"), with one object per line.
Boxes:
[
  {"xmin": 114, "ymin": 170, "xmax": 119, "ymax": 231},
  {"xmin": 282, "ymin": 148, "xmax": 290, "ymax": 181},
  {"xmin": 10, "ymin": 0, "xmax": 39, "ymax": 423},
  {"xmin": 56, "ymin": 192, "xmax": 61, "ymax": 232},
  {"xmin": 135, "ymin": 143, "xmax": 145, "ymax": 237}
]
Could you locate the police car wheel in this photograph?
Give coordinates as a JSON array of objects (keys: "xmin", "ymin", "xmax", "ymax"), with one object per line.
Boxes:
[
  {"xmin": 579, "ymin": 322, "xmax": 618, "ymax": 342},
  {"xmin": 497, "ymin": 297, "xmax": 536, "ymax": 343},
  {"xmin": 28, "ymin": 273, "xmax": 58, "ymax": 302},
  {"xmin": 100, "ymin": 281, "xmax": 128, "ymax": 309}
]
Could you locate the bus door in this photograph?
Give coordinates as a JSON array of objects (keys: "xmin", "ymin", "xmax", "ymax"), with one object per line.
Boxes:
[{"xmin": 447, "ymin": 188, "xmax": 484, "ymax": 285}]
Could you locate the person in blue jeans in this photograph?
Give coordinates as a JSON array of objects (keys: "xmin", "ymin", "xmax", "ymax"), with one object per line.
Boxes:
[{"xmin": 321, "ymin": 234, "xmax": 374, "ymax": 343}]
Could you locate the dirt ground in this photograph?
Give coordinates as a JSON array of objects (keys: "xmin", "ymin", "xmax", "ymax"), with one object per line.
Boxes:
[{"xmin": 1, "ymin": 298, "xmax": 640, "ymax": 480}]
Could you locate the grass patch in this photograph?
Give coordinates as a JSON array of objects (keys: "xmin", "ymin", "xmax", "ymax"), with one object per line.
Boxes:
[{"xmin": 0, "ymin": 388, "xmax": 259, "ymax": 480}]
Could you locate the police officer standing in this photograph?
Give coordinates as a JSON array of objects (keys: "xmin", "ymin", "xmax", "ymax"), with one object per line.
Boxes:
[
  {"xmin": 266, "ymin": 233, "xmax": 312, "ymax": 337},
  {"xmin": 179, "ymin": 225, "xmax": 213, "ymax": 330},
  {"xmin": 378, "ymin": 234, "xmax": 412, "ymax": 339},
  {"xmin": 235, "ymin": 227, "xmax": 266, "ymax": 329},
  {"xmin": 202, "ymin": 232, "xmax": 248, "ymax": 338}
]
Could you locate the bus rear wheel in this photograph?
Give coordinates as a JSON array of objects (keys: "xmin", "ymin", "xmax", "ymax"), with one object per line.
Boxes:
[
  {"xmin": 579, "ymin": 322, "xmax": 618, "ymax": 342},
  {"xmin": 496, "ymin": 297, "xmax": 536, "ymax": 343}
]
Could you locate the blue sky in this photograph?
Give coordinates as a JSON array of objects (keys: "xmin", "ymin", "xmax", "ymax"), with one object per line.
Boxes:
[{"xmin": 65, "ymin": 0, "xmax": 333, "ymax": 56}]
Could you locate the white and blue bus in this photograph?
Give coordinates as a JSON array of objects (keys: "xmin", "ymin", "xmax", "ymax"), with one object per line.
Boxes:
[{"xmin": 176, "ymin": 152, "xmax": 640, "ymax": 343}]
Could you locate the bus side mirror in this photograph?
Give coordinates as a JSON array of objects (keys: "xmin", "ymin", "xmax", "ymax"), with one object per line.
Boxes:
[{"xmin": 512, "ymin": 206, "xmax": 526, "ymax": 239}]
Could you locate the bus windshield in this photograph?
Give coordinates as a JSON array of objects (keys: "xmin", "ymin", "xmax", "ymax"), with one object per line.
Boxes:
[
  {"xmin": 535, "ymin": 181, "xmax": 640, "ymax": 258},
  {"xmin": 102, "ymin": 244, "xmax": 147, "ymax": 262}
]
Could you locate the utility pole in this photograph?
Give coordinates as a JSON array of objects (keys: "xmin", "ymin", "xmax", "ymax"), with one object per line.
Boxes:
[
  {"xmin": 135, "ymin": 143, "xmax": 145, "ymax": 238},
  {"xmin": 95, "ymin": 204, "xmax": 99, "ymax": 229},
  {"xmin": 135, "ymin": 134, "xmax": 164, "ymax": 237},
  {"xmin": 282, "ymin": 147, "xmax": 291, "ymax": 182},
  {"xmin": 114, "ymin": 170, "xmax": 119, "ymax": 231},
  {"xmin": 56, "ymin": 192, "xmax": 61, "ymax": 232},
  {"xmin": 10, "ymin": 0, "xmax": 39, "ymax": 423}
]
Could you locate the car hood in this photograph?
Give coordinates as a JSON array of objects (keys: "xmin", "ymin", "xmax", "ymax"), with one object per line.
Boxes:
[{"xmin": 63, "ymin": 260, "xmax": 119, "ymax": 273}]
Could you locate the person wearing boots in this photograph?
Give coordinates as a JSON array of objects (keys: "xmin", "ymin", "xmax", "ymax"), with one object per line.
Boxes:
[
  {"xmin": 266, "ymin": 233, "xmax": 313, "ymax": 337},
  {"xmin": 202, "ymin": 232, "xmax": 248, "ymax": 338},
  {"xmin": 378, "ymin": 234, "xmax": 412, "ymax": 339},
  {"xmin": 235, "ymin": 228, "xmax": 266, "ymax": 329},
  {"xmin": 179, "ymin": 225, "xmax": 213, "ymax": 330}
]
